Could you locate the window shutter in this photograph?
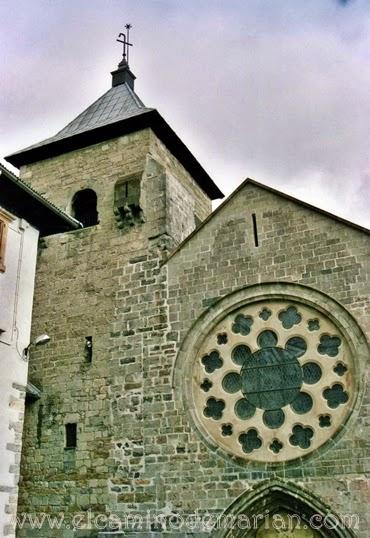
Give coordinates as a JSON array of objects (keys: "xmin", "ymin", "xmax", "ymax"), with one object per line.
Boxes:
[{"xmin": 0, "ymin": 220, "xmax": 6, "ymax": 272}]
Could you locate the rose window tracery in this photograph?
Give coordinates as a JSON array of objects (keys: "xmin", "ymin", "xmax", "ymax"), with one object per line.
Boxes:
[{"xmin": 192, "ymin": 300, "xmax": 356, "ymax": 463}]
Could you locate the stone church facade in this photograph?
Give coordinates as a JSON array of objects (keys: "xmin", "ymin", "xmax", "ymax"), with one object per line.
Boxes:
[{"xmin": 5, "ymin": 50, "xmax": 370, "ymax": 537}]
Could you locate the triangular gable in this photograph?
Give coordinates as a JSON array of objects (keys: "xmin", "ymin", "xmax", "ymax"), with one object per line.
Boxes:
[{"xmin": 167, "ymin": 177, "xmax": 370, "ymax": 262}]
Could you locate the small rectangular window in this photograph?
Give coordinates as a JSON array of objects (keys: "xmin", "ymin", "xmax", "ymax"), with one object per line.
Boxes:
[{"xmin": 65, "ymin": 423, "xmax": 77, "ymax": 449}]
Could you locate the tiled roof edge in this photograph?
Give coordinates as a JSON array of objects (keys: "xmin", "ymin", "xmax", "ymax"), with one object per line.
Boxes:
[{"xmin": 0, "ymin": 162, "xmax": 81, "ymax": 229}]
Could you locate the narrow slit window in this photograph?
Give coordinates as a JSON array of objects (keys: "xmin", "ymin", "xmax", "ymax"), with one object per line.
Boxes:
[
  {"xmin": 85, "ymin": 336, "xmax": 93, "ymax": 363},
  {"xmin": 65, "ymin": 423, "xmax": 77, "ymax": 449},
  {"xmin": 37, "ymin": 404, "xmax": 43, "ymax": 448},
  {"xmin": 194, "ymin": 214, "xmax": 202, "ymax": 228},
  {"xmin": 252, "ymin": 213, "xmax": 259, "ymax": 247}
]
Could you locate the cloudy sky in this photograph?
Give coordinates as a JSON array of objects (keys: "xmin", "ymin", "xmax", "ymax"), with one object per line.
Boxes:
[{"xmin": 1, "ymin": 0, "xmax": 369, "ymax": 227}]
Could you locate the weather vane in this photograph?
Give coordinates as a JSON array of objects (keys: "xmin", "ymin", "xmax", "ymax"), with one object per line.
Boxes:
[{"xmin": 117, "ymin": 23, "xmax": 133, "ymax": 64}]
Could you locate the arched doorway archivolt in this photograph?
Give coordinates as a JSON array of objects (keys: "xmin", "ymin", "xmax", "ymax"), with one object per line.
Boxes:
[{"xmin": 216, "ymin": 480, "xmax": 356, "ymax": 538}]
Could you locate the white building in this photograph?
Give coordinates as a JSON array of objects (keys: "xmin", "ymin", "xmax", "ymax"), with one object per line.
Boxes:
[{"xmin": 0, "ymin": 163, "xmax": 79, "ymax": 536}]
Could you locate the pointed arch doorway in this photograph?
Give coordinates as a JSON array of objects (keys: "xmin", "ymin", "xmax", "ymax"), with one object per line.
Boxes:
[{"xmin": 216, "ymin": 481, "xmax": 355, "ymax": 538}]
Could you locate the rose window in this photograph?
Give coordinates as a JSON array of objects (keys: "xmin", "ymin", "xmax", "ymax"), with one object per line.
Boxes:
[{"xmin": 192, "ymin": 300, "xmax": 355, "ymax": 463}]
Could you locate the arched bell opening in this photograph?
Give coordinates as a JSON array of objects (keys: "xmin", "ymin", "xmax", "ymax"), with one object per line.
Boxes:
[{"xmin": 71, "ymin": 189, "xmax": 99, "ymax": 227}]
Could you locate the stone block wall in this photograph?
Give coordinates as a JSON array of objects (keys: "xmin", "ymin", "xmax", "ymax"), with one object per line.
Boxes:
[
  {"xmin": 166, "ymin": 182, "xmax": 370, "ymax": 536},
  {"xmin": 150, "ymin": 135, "xmax": 212, "ymax": 244},
  {"xmin": 16, "ymin": 129, "xmax": 212, "ymax": 537}
]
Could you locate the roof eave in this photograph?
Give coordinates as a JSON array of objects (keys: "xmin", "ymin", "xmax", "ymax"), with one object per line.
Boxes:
[
  {"xmin": 0, "ymin": 164, "xmax": 80, "ymax": 236},
  {"xmin": 5, "ymin": 110, "xmax": 224, "ymax": 201},
  {"xmin": 26, "ymin": 381, "xmax": 42, "ymax": 401},
  {"xmin": 5, "ymin": 111, "xmax": 155, "ymax": 168}
]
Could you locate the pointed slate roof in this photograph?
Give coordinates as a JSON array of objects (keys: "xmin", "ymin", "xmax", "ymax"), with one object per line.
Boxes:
[
  {"xmin": 5, "ymin": 60, "xmax": 223, "ymax": 200},
  {"xmin": 24, "ymin": 82, "xmax": 153, "ymax": 151},
  {"xmin": 53, "ymin": 82, "xmax": 152, "ymax": 140}
]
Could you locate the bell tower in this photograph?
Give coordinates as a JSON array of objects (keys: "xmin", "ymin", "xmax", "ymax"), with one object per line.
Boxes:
[
  {"xmin": 5, "ymin": 29, "xmax": 223, "ymax": 536},
  {"xmin": 6, "ymin": 26, "xmax": 222, "ymax": 243}
]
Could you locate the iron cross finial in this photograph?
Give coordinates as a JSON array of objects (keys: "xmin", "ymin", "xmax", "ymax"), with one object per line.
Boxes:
[{"xmin": 117, "ymin": 24, "xmax": 133, "ymax": 64}]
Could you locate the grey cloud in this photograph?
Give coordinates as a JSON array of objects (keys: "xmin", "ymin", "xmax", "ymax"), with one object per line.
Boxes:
[{"xmin": 1, "ymin": 0, "xmax": 369, "ymax": 228}]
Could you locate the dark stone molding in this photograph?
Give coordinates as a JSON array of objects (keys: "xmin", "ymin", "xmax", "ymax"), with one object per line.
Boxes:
[{"xmin": 216, "ymin": 479, "xmax": 356, "ymax": 537}]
